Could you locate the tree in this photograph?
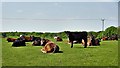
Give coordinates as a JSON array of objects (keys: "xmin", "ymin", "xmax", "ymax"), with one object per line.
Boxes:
[
  {"xmin": 103, "ymin": 26, "xmax": 118, "ymax": 37},
  {"xmin": 97, "ymin": 31, "xmax": 104, "ymax": 38},
  {"xmin": 88, "ymin": 31, "xmax": 98, "ymax": 37},
  {"xmin": 2, "ymin": 32, "xmax": 7, "ymax": 38}
]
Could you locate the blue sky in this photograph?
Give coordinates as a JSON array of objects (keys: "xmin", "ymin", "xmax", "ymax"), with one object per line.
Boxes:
[{"xmin": 1, "ymin": 1, "xmax": 119, "ymax": 32}]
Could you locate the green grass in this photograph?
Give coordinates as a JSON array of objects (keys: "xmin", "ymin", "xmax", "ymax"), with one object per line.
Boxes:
[{"xmin": 2, "ymin": 38, "xmax": 118, "ymax": 66}]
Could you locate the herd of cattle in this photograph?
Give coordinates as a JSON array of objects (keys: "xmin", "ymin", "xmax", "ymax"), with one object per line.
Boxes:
[
  {"xmin": 102, "ymin": 35, "xmax": 118, "ymax": 41},
  {"xmin": 7, "ymin": 35, "xmax": 60, "ymax": 53},
  {"xmin": 6, "ymin": 32, "xmax": 118, "ymax": 53}
]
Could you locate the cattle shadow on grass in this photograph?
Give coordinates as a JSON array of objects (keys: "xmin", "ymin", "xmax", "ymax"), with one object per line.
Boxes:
[
  {"xmin": 11, "ymin": 46, "xmax": 26, "ymax": 48},
  {"xmin": 55, "ymin": 51, "xmax": 63, "ymax": 53},
  {"xmin": 74, "ymin": 46, "xmax": 100, "ymax": 49}
]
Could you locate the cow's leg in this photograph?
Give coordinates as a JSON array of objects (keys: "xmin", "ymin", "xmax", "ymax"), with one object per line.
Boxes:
[
  {"xmin": 84, "ymin": 38, "xmax": 87, "ymax": 48},
  {"xmin": 71, "ymin": 41, "xmax": 73, "ymax": 48}
]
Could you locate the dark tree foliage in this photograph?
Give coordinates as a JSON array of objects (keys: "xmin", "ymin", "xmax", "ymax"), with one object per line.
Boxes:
[
  {"xmin": 2, "ymin": 26, "xmax": 119, "ymax": 39},
  {"xmin": 103, "ymin": 26, "xmax": 118, "ymax": 37},
  {"xmin": 88, "ymin": 31, "xmax": 98, "ymax": 37},
  {"xmin": 2, "ymin": 32, "xmax": 7, "ymax": 38},
  {"xmin": 97, "ymin": 31, "xmax": 104, "ymax": 38},
  {"xmin": 97, "ymin": 26, "xmax": 118, "ymax": 38}
]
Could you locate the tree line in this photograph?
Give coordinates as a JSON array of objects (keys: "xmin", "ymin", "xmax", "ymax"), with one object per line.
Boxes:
[{"xmin": 1, "ymin": 26, "xmax": 119, "ymax": 39}]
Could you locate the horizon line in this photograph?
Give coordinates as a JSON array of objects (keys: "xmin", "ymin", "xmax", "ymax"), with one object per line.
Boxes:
[{"xmin": 0, "ymin": 30, "xmax": 103, "ymax": 33}]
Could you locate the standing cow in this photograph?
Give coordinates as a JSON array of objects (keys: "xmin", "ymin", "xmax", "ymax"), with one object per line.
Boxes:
[{"xmin": 65, "ymin": 31, "xmax": 88, "ymax": 48}]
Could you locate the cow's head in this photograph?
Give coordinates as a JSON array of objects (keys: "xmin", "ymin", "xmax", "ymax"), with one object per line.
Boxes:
[{"xmin": 41, "ymin": 39, "xmax": 50, "ymax": 46}]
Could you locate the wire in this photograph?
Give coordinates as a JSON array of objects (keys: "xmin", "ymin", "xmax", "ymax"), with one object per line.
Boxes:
[
  {"xmin": 2, "ymin": 18, "xmax": 117, "ymax": 21},
  {"xmin": 2, "ymin": 18, "xmax": 101, "ymax": 21}
]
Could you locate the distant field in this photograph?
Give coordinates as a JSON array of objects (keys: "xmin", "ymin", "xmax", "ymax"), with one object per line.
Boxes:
[{"xmin": 2, "ymin": 38, "xmax": 118, "ymax": 66}]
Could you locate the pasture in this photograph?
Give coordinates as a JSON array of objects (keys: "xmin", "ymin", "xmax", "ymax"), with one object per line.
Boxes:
[{"xmin": 2, "ymin": 38, "xmax": 118, "ymax": 66}]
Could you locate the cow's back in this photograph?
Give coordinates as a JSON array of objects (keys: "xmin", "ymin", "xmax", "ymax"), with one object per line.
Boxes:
[{"xmin": 68, "ymin": 32, "xmax": 87, "ymax": 42}]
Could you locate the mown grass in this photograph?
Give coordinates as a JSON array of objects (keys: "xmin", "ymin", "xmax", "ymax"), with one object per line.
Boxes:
[{"xmin": 2, "ymin": 38, "xmax": 118, "ymax": 66}]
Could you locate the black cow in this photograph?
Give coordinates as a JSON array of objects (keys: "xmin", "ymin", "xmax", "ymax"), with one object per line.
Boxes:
[
  {"xmin": 12, "ymin": 38, "xmax": 26, "ymax": 47},
  {"xmin": 31, "ymin": 36, "xmax": 41, "ymax": 41},
  {"xmin": 32, "ymin": 37, "xmax": 41, "ymax": 46},
  {"xmin": 65, "ymin": 31, "xmax": 87, "ymax": 48}
]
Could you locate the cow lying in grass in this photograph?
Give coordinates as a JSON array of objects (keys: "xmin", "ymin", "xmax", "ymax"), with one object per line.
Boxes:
[
  {"xmin": 41, "ymin": 39, "xmax": 59, "ymax": 53},
  {"xmin": 19, "ymin": 35, "xmax": 42, "ymax": 43},
  {"xmin": 12, "ymin": 38, "xmax": 26, "ymax": 47},
  {"xmin": 7, "ymin": 38, "xmax": 17, "ymax": 42},
  {"xmin": 20, "ymin": 35, "xmax": 34, "ymax": 42},
  {"xmin": 32, "ymin": 37, "xmax": 41, "ymax": 46},
  {"xmin": 54, "ymin": 36, "xmax": 63, "ymax": 41},
  {"xmin": 102, "ymin": 37, "xmax": 108, "ymax": 41},
  {"xmin": 102, "ymin": 35, "xmax": 118, "ymax": 41},
  {"xmin": 82, "ymin": 36, "xmax": 100, "ymax": 46},
  {"xmin": 82, "ymin": 37, "xmax": 92, "ymax": 46},
  {"xmin": 57, "ymin": 37, "xmax": 63, "ymax": 41}
]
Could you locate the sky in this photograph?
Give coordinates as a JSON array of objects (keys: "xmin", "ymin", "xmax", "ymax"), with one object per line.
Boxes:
[
  {"xmin": 0, "ymin": 1, "xmax": 119, "ymax": 32},
  {"xmin": 1, "ymin": 0, "xmax": 120, "ymax": 2}
]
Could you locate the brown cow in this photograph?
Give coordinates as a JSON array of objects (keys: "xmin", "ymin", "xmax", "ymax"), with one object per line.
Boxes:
[
  {"xmin": 82, "ymin": 36, "xmax": 100, "ymax": 46},
  {"xmin": 7, "ymin": 38, "xmax": 17, "ymax": 42},
  {"xmin": 82, "ymin": 36, "xmax": 92, "ymax": 46},
  {"xmin": 102, "ymin": 37, "xmax": 108, "ymax": 41},
  {"xmin": 24, "ymin": 37, "xmax": 32, "ymax": 42},
  {"xmin": 54, "ymin": 36, "xmax": 63, "ymax": 41},
  {"xmin": 20, "ymin": 35, "xmax": 39, "ymax": 42},
  {"xmin": 20, "ymin": 35, "xmax": 32, "ymax": 42},
  {"xmin": 41, "ymin": 39, "xmax": 59, "ymax": 53}
]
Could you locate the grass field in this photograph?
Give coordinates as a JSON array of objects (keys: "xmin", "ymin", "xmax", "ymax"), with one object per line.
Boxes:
[{"xmin": 2, "ymin": 38, "xmax": 118, "ymax": 66}]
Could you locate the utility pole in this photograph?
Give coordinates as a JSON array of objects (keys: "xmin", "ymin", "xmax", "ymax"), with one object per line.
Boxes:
[
  {"xmin": 101, "ymin": 18, "xmax": 105, "ymax": 38},
  {"xmin": 101, "ymin": 19, "xmax": 105, "ymax": 31}
]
